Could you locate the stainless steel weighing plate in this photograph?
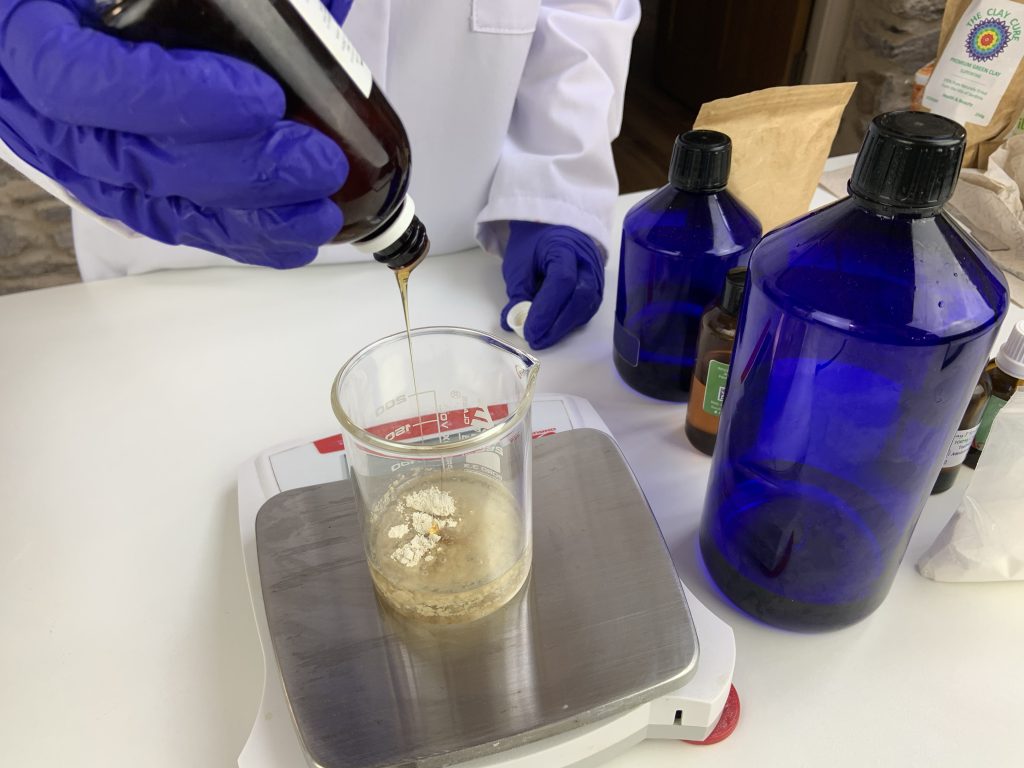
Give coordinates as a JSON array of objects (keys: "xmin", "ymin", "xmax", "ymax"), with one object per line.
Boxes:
[{"xmin": 255, "ymin": 428, "xmax": 699, "ymax": 768}]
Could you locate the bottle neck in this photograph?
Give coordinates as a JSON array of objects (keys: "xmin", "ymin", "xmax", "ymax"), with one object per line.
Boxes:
[
  {"xmin": 352, "ymin": 197, "xmax": 428, "ymax": 269},
  {"xmin": 993, "ymin": 360, "xmax": 1024, "ymax": 384},
  {"xmin": 374, "ymin": 215, "xmax": 429, "ymax": 270},
  {"xmin": 670, "ymin": 183, "xmax": 726, "ymax": 195},
  {"xmin": 718, "ymin": 267, "xmax": 747, "ymax": 315},
  {"xmin": 849, "ymin": 190, "xmax": 943, "ymax": 220}
]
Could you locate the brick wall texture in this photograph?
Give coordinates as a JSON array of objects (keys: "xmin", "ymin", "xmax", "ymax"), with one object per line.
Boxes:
[
  {"xmin": 0, "ymin": 163, "xmax": 78, "ymax": 295},
  {"xmin": 836, "ymin": 0, "xmax": 946, "ymax": 153}
]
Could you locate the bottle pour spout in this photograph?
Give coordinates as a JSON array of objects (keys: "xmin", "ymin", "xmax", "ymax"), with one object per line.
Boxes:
[{"xmin": 356, "ymin": 197, "xmax": 428, "ymax": 270}]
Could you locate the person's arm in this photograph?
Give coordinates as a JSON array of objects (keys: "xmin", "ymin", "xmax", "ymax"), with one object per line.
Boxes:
[
  {"xmin": 0, "ymin": 0, "xmax": 354, "ymax": 268},
  {"xmin": 476, "ymin": 0, "xmax": 639, "ymax": 258},
  {"xmin": 477, "ymin": 0, "xmax": 640, "ymax": 348}
]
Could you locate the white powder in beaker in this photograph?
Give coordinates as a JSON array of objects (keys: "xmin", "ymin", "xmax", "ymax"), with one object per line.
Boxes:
[
  {"xmin": 380, "ymin": 485, "xmax": 460, "ymax": 568},
  {"xmin": 405, "ymin": 485, "xmax": 457, "ymax": 518},
  {"xmin": 368, "ymin": 469, "xmax": 530, "ymax": 622}
]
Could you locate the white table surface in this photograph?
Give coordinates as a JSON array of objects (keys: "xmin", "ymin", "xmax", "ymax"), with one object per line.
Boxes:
[{"xmin": 2, "ymin": 178, "xmax": 1023, "ymax": 768}]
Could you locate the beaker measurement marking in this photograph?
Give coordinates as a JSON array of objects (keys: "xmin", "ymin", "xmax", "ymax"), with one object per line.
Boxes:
[
  {"xmin": 375, "ymin": 389, "xmax": 439, "ymax": 417},
  {"xmin": 449, "ymin": 389, "xmax": 471, "ymax": 405},
  {"xmin": 464, "ymin": 407, "xmax": 493, "ymax": 426},
  {"xmin": 368, "ymin": 398, "xmax": 512, "ymax": 447},
  {"xmin": 385, "ymin": 423, "xmax": 413, "ymax": 442},
  {"xmin": 376, "ymin": 395, "xmax": 409, "ymax": 416}
]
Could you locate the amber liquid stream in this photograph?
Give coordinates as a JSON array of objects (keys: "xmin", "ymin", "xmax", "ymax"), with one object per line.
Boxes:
[{"xmin": 395, "ymin": 265, "xmax": 424, "ymax": 432}]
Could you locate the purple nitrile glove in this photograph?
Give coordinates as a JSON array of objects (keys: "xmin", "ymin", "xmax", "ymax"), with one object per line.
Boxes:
[
  {"xmin": 501, "ymin": 221, "xmax": 605, "ymax": 350},
  {"xmin": 0, "ymin": 0, "xmax": 355, "ymax": 268},
  {"xmin": 327, "ymin": 0, "xmax": 354, "ymax": 24}
]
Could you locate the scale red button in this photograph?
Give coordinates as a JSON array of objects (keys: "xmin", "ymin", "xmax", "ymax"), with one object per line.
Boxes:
[{"xmin": 684, "ymin": 684, "xmax": 740, "ymax": 745}]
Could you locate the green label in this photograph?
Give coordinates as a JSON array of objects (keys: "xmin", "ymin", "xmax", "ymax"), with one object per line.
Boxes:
[
  {"xmin": 973, "ymin": 395, "xmax": 1009, "ymax": 450},
  {"xmin": 703, "ymin": 360, "xmax": 730, "ymax": 417}
]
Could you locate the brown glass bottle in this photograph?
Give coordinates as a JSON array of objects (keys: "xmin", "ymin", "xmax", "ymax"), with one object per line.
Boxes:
[
  {"xmin": 94, "ymin": 0, "xmax": 426, "ymax": 268},
  {"xmin": 685, "ymin": 267, "xmax": 746, "ymax": 456},
  {"xmin": 931, "ymin": 373, "xmax": 991, "ymax": 494},
  {"xmin": 965, "ymin": 321, "xmax": 1024, "ymax": 469}
]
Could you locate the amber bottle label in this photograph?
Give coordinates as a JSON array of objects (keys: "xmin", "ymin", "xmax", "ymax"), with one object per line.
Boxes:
[
  {"xmin": 286, "ymin": 0, "xmax": 373, "ymax": 97},
  {"xmin": 703, "ymin": 360, "xmax": 730, "ymax": 416},
  {"xmin": 943, "ymin": 424, "xmax": 981, "ymax": 468}
]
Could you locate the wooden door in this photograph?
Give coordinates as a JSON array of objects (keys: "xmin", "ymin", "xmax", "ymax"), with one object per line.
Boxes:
[{"xmin": 655, "ymin": 0, "xmax": 815, "ymax": 110}]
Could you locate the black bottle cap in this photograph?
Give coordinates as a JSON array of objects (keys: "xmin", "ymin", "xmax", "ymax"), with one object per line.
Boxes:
[
  {"xmin": 670, "ymin": 130, "xmax": 732, "ymax": 192},
  {"xmin": 849, "ymin": 111, "xmax": 966, "ymax": 213},
  {"xmin": 720, "ymin": 267, "xmax": 747, "ymax": 316},
  {"xmin": 374, "ymin": 215, "xmax": 429, "ymax": 269}
]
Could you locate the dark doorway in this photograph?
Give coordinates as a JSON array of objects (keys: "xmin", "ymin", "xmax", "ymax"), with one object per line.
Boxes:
[{"xmin": 614, "ymin": 0, "xmax": 816, "ymax": 193}]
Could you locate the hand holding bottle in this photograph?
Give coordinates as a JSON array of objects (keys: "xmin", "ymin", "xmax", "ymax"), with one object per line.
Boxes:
[
  {"xmin": 0, "ymin": 0, "xmax": 352, "ymax": 267},
  {"xmin": 501, "ymin": 221, "xmax": 604, "ymax": 350}
]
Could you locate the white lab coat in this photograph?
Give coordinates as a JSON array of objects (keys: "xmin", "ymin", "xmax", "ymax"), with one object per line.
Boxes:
[{"xmin": 46, "ymin": 0, "xmax": 640, "ymax": 280}]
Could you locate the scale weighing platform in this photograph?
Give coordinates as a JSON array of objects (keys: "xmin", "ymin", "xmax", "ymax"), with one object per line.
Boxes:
[{"xmin": 237, "ymin": 395, "xmax": 737, "ymax": 768}]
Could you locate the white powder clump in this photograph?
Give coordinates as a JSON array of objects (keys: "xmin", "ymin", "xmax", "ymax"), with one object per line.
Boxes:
[
  {"xmin": 387, "ymin": 484, "xmax": 460, "ymax": 568},
  {"xmin": 405, "ymin": 486, "xmax": 456, "ymax": 518},
  {"xmin": 392, "ymin": 534, "xmax": 434, "ymax": 567},
  {"xmin": 411, "ymin": 512, "xmax": 435, "ymax": 535},
  {"xmin": 387, "ymin": 524, "xmax": 409, "ymax": 539}
]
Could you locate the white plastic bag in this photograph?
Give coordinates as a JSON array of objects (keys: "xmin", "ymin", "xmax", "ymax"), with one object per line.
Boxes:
[
  {"xmin": 946, "ymin": 135, "xmax": 1024, "ymax": 306},
  {"xmin": 917, "ymin": 393, "xmax": 1024, "ymax": 582}
]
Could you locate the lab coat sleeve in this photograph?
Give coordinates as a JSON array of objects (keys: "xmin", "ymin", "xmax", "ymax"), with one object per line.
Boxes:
[{"xmin": 474, "ymin": 0, "xmax": 640, "ymax": 260}]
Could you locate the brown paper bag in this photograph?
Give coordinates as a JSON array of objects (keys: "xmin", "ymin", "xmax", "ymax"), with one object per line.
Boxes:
[
  {"xmin": 693, "ymin": 83, "xmax": 856, "ymax": 232},
  {"xmin": 923, "ymin": 0, "xmax": 1024, "ymax": 167}
]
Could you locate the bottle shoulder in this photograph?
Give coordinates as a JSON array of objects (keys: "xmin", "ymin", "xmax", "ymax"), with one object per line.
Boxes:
[
  {"xmin": 748, "ymin": 198, "xmax": 1009, "ymax": 345},
  {"xmin": 623, "ymin": 186, "xmax": 762, "ymax": 258}
]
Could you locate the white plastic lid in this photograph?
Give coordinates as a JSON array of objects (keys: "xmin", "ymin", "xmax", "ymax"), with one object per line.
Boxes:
[
  {"xmin": 353, "ymin": 196, "xmax": 415, "ymax": 254},
  {"xmin": 505, "ymin": 301, "xmax": 531, "ymax": 340},
  {"xmin": 996, "ymin": 320, "xmax": 1024, "ymax": 379}
]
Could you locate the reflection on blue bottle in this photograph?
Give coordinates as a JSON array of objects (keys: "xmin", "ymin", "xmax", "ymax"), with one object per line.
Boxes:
[
  {"xmin": 700, "ymin": 112, "xmax": 1008, "ymax": 630},
  {"xmin": 614, "ymin": 131, "xmax": 760, "ymax": 401}
]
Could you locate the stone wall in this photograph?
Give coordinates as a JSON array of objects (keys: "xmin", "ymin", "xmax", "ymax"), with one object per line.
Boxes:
[
  {"xmin": 0, "ymin": 163, "xmax": 78, "ymax": 295},
  {"xmin": 836, "ymin": 0, "xmax": 946, "ymax": 153}
]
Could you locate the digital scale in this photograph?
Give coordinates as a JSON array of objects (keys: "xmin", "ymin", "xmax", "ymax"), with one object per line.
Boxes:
[{"xmin": 236, "ymin": 395, "xmax": 737, "ymax": 768}]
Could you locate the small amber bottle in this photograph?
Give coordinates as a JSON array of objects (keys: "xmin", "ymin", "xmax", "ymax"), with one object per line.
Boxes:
[
  {"xmin": 94, "ymin": 0, "xmax": 427, "ymax": 269},
  {"xmin": 931, "ymin": 373, "xmax": 992, "ymax": 494},
  {"xmin": 964, "ymin": 320, "xmax": 1024, "ymax": 469},
  {"xmin": 685, "ymin": 267, "xmax": 747, "ymax": 456}
]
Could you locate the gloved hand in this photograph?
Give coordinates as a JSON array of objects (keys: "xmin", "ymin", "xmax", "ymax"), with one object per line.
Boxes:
[
  {"xmin": 501, "ymin": 221, "xmax": 605, "ymax": 350},
  {"xmin": 0, "ymin": 0, "xmax": 355, "ymax": 268},
  {"xmin": 328, "ymin": 0, "xmax": 354, "ymax": 24}
]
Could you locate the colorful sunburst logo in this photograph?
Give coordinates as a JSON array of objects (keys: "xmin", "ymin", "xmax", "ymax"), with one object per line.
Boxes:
[{"xmin": 966, "ymin": 18, "xmax": 1011, "ymax": 62}]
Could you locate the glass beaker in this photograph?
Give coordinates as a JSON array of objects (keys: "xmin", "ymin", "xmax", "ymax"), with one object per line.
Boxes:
[{"xmin": 331, "ymin": 327, "xmax": 540, "ymax": 623}]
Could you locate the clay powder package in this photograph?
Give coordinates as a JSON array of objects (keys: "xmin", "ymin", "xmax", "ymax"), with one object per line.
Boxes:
[
  {"xmin": 922, "ymin": 0, "xmax": 1024, "ymax": 167},
  {"xmin": 693, "ymin": 83, "xmax": 855, "ymax": 232}
]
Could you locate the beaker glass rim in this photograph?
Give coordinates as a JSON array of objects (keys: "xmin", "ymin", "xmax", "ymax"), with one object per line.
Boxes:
[{"xmin": 331, "ymin": 326, "xmax": 540, "ymax": 458}]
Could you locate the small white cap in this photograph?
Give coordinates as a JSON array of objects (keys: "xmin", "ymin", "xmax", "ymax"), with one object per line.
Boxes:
[
  {"xmin": 353, "ymin": 196, "xmax": 415, "ymax": 254},
  {"xmin": 506, "ymin": 301, "xmax": 531, "ymax": 340},
  {"xmin": 996, "ymin": 320, "xmax": 1024, "ymax": 379}
]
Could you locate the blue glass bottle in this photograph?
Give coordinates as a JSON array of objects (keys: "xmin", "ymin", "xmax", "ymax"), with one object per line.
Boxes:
[
  {"xmin": 700, "ymin": 112, "xmax": 1009, "ymax": 631},
  {"xmin": 614, "ymin": 131, "xmax": 761, "ymax": 401}
]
